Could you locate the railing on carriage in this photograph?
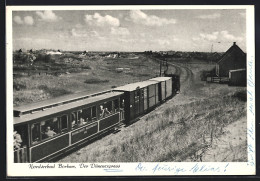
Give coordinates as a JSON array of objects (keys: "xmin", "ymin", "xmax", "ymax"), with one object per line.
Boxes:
[{"xmin": 14, "ymin": 146, "xmax": 28, "ymax": 163}]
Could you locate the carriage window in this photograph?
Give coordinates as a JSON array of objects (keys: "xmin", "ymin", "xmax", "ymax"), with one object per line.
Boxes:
[
  {"xmin": 105, "ymin": 101, "xmax": 112, "ymax": 113},
  {"xmin": 31, "ymin": 123, "xmax": 40, "ymax": 144},
  {"xmin": 82, "ymin": 108, "xmax": 91, "ymax": 123},
  {"xmin": 60, "ymin": 115, "xmax": 68, "ymax": 132},
  {"xmin": 99, "ymin": 101, "xmax": 112, "ymax": 119},
  {"xmin": 71, "ymin": 111, "xmax": 77, "ymax": 129},
  {"xmin": 77, "ymin": 109, "xmax": 88, "ymax": 126},
  {"xmin": 114, "ymin": 99, "xmax": 119, "ymax": 113},
  {"xmin": 41, "ymin": 118, "xmax": 59, "ymax": 140},
  {"xmin": 91, "ymin": 106, "xmax": 97, "ymax": 120},
  {"xmin": 141, "ymin": 89, "xmax": 144, "ymax": 98}
]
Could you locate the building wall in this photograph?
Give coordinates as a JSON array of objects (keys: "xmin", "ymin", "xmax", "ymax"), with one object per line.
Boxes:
[
  {"xmin": 229, "ymin": 70, "xmax": 246, "ymax": 86},
  {"xmin": 218, "ymin": 48, "xmax": 246, "ymax": 77}
]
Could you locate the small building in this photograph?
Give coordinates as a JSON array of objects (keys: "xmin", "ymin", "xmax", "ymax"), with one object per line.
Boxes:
[
  {"xmin": 216, "ymin": 42, "xmax": 246, "ymax": 77},
  {"xmin": 229, "ymin": 69, "xmax": 246, "ymax": 86}
]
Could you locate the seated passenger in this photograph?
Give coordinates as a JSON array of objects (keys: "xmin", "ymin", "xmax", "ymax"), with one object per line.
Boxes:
[
  {"xmin": 100, "ymin": 105, "xmax": 105, "ymax": 118},
  {"xmin": 45, "ymin": 127, "xmax": 56, "ymax": 138},
  {"xmin": 78, "ymin": 118, "xmax": 86, "ymax": 126},
  {"xmin": 71, "ymin": 120, "xmax": 77, "ymax": 128},
  {"xmin": 104, "ymin": 108, "xmax": 111, "ymax": 115},
  {"xmin": 13, "ymin": 131, "xmax": 22, "ymax": 150}
]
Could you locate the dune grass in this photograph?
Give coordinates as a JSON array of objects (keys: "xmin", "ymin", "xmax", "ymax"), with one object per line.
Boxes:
[{"xmin": 59, "ymin": 89, "xmax": 246, "ymax": 162}]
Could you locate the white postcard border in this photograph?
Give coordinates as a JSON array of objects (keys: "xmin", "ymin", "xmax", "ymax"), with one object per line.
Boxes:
[{"xmin": 6, "ymin": 5, "xmax": 255, "ymax": 176}]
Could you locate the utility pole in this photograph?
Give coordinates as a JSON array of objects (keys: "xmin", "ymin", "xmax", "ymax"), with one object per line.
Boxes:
[
  {"xmin": 159, "ymin": 60, "xmax": 162, "ymax": 76},
  {"xmin": 211, "ymin": 44, "xmax": 213, "ymax": 53}
]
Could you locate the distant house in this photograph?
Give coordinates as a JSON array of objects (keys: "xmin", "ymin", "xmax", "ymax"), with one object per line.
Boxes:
[{"xmin": 216, "ymin": 42, "xmax": 246, "ymax": 77}]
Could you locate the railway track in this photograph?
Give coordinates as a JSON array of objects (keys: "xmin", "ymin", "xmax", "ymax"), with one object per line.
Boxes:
[{"xmin": 146, "ymin": 55, "xmax": 194, "ymax": 91}]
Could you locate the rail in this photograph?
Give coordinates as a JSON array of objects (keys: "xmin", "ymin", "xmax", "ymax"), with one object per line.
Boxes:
[{"xmin": 14, "ymin": 146, "xmax": 28, "ymax": 163}]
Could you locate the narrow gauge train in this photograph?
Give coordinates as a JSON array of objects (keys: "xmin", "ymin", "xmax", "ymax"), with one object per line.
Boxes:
[{"xmin": 13, "ymin": 75, "xmax": 180, "ymax": 163}]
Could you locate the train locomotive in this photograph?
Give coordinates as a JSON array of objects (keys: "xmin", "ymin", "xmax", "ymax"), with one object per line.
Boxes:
[{"xmin": 13, "ymin": 75, "xmax": 180, "ymax": 163}]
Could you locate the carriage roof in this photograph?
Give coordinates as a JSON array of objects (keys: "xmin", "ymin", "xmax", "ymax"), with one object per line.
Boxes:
[
  {"xmin": 149, "ymin": 77, "xmax": 172, "ymax": 82},
  {"xmin": 14, "ymin": 91, "xmax": 123, "ymax": 125},
  {"xmin": 14, "ymin": 89, "xmax": 112, "ymax": 117},
  {"xmin": 113, "ymin": 80, "xmax": 158, "ymax": 92}
]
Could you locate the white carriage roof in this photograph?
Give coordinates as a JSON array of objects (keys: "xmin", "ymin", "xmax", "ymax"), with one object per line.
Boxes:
[
  {"xmin": 14, "ymin": 89, "xmax": 112, "ymax": 116},
  {"xmin": 113, "ymin": 80, "xmax": 158, "ymax": 92},
  {"xmin": 149, "ymin": 77, "xmax": 172, "ymax": 82},
  {"xmin": 14, "ymin": 91, "xmax": 124, "ymax": 125}
]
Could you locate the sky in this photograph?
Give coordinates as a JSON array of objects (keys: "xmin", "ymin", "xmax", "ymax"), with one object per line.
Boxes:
[{"xmin": 12, "ymin": 9, "xmax": 246, "ymax": 52}]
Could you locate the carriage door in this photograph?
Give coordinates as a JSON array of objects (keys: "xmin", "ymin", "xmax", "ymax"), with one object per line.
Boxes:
[
  {"xmin": 158, "ymin": 82, "xmax": 162, "ymax": 102},
  {"xmin": 139, "ymin": 88, "xmax": 144, "ymax": 114},
  {"xmin": 134, "ymin": 90, "xmax": 140, "ymax": 116}
]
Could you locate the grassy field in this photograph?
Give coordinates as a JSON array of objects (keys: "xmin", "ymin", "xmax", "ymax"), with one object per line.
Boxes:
[
  {"xmin": 57, "ymin": 58, "xmax": 247, "ymax": 162},
  {"xmin": 13, "ymin": 54, "xmax": 160, "ymax": 106}
]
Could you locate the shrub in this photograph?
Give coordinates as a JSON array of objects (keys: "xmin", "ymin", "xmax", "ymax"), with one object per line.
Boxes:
[
  {"xmin": 13, "ymin": 83, "xmax": 26, "ymax": 91},
  {"xmin": 84, "ymin": 78, "xmax": 109, "ymax": 84},
  {"xmin": 35, "ymin": 54, "xmax": 53, "ymax": 63},
  {"xmin": 232, "ymin": 90, "xmax": 247, "ymax": 102}
]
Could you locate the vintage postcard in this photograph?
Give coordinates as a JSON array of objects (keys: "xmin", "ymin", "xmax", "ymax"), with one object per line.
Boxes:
[{"xmin": 6, "ymin": 5, "xmax": 255, "ymax": 176}]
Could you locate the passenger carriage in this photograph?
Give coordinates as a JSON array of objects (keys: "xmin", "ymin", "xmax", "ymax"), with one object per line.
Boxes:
[
  {"xmin": 13, "ymin": 91, "xmax": 125, "ymax": 163},
  {"xmin": 13, "ymin": 76, "xmax": 179, "ymax": 163}
]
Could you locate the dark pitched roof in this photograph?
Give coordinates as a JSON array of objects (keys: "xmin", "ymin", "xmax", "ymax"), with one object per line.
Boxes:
[{"xmin": 217, "ymin": 42, "xmax": 246, "ymax": 64}]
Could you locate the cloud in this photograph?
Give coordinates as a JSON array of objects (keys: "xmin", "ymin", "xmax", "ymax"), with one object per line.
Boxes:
[
  {"xmin": 220, "ymin": 31, "xmax": 243, "ymax": 42},
  {"xmin": 84, "ymin": 13, "xmax": 120, "ymax": 27},
  {"xmin": 36, "ymin": 10, "xmax": 62, "ymax": 22},
  {"xmin": 111, "ymin": 27, "xmax": 130, "ymax": 36},
  {"xmin": 156, "ymin": 39, "xmax": 170, "ymax": 46},
  {"xmin": 71, "ymin": 28, "xmax": 88, "ymax": 37},
  {"xmin": 193, "ymin": 31, "xmax": 244, "ymax": 42},
  {"xmin": 15, "ymin": 37, "xmax": 51, "ymax": 43},
  {"xmin": 200, "ymin": 32, "xmax": 219, "ymax": 41},
  {"xmin": 14, "ymin": 16, "xmax": 23, "ymax": 24},
  {"xmin": 192, "ymin": 37, "xmax": 200, "ymax": 41},
  {"xmin": 197, "ymin": 13, "xmax": 221, "ymax": 19},
  {"xmin": 71, "ymin": 28, "xmax": 100, "ymax": 38},
  {"xmin": 14, "ymin": 15, "xmax": 34, "ymax": 25},
  {"xmin": 24, "ymin": 16, "xmax": 34, "ymax": 25},
  {"xmin": 128, "ymin": 10, "xmax": 177, "ymax": 26}
]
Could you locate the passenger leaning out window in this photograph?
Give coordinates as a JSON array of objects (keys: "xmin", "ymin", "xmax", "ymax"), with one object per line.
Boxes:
[{"xmin": 13, "ymin": 130, "xmax": 22, "ymax": 150}]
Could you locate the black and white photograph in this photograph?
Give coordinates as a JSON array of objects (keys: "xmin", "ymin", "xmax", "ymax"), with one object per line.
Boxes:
[{"xmin": 6, "ymin": 5, "xmax": 255, "ymax": 176}]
